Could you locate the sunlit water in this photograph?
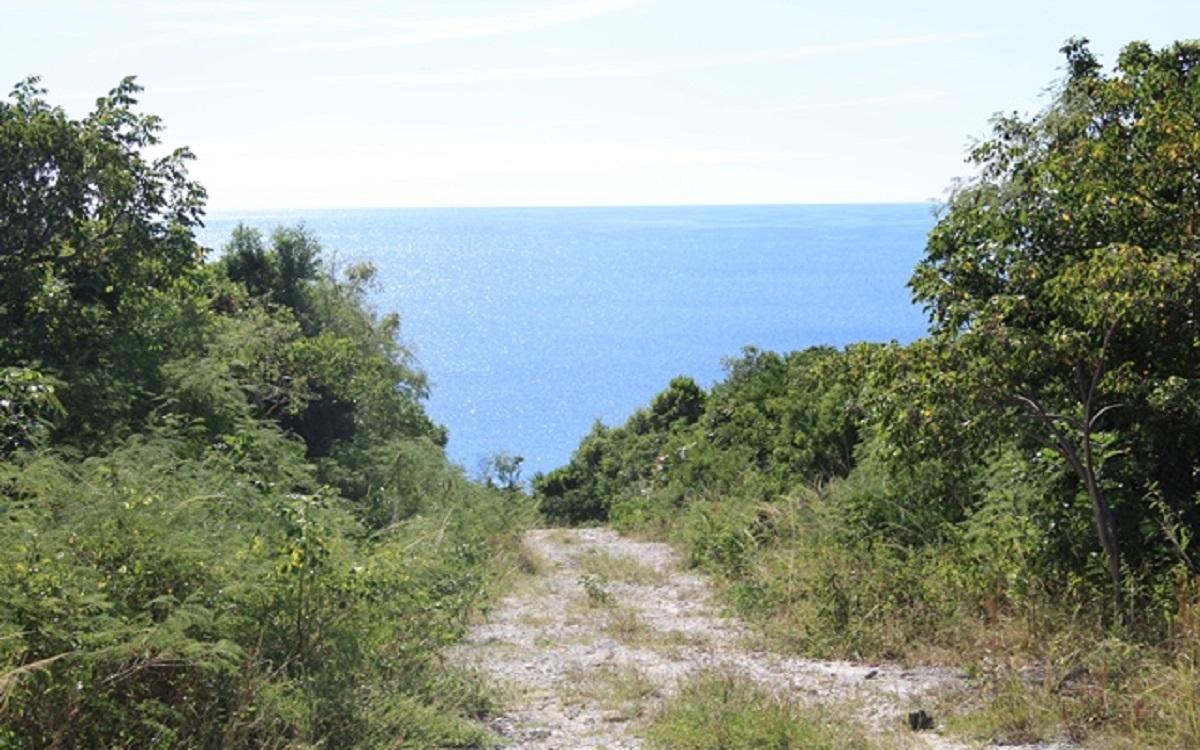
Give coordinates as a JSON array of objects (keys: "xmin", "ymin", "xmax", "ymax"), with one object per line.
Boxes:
[{"xmin": 198, "ymin": 204, "xmax": 935, "ymax": 476}]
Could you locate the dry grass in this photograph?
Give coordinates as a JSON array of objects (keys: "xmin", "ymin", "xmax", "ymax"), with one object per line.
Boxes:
[
  {"xmin": 642, "ymin": 671, "xmax": 883, "ymax": 749},
  {"xmin": 653, "ymin": 627, "xmax": 710, "ymax": 650},
  {"xmin": 577, "ymin": 548, "xmax": 667, "ymax": 584},
  {"xmin": 516, "ymin": 612, "xmax": 555, "ymax": 627},
  {"xmin": 936, "ymin": 622, "xmax": 1200, "ymax": 749},
  {"xmin": 545, "ymin": 528, "xmax": 578, "ymax": 545},
  {"xmin": 515, "ymin": 538, "xmax": 553, "ymax": 576},
  {"xmin": 563, "ymin": 663, "xmax": 660, "ymax": 722},
  {"xmin": 603, "ymin": 606, "xmax": 651, "ymax": 642},
  {"xmin": 598, "ymin": 606, "xmax": 710, "ymax": 652},
  {"xmin": 487, "ymin": 536, "xmax": 555, "ymax": 602}
]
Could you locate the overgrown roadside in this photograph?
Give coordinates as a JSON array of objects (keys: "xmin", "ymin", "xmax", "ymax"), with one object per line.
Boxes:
[{"xmin": 452, "ymin": 528, "xmax": 1069, "ymax": 749}]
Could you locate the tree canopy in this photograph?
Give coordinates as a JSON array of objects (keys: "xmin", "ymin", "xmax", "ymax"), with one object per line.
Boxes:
[
  {"xmin": 911, "ymin": 38, "xmax": 1200, "ymax": 614},
  {"xmin": 0, "ymin": 76, "xmax": 207, "ymax": 443}
]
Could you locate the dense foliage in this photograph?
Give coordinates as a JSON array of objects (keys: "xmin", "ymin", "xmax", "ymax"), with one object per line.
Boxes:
[
  {"xmin": 537, "ymin": 40, "xmax": 1200, "ymax": 746},
  {"xmin": 1, "ymin": 78, "xmax": 530, "ymax": 748},
  {"xmin": 912, "ymin": 38, "xmax": 1200, "ymax": 615}
]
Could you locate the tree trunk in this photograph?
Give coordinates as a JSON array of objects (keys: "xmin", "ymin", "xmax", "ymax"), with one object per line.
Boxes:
[
  {"xmin": 1081, "ymin": 451, "xmax": 1126, "ymax": 619},
  {"xmin": 1015, "ymin": 388, "xmax": 1127, "ymax": 624}
]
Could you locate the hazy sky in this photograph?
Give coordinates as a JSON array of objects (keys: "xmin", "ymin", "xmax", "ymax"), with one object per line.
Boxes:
[{"xmin": 4, "ymin": 1, "xmax": 1197, "ymax": 209}]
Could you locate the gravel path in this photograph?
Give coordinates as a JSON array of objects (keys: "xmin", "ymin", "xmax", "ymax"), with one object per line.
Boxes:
[{"xmin": 450, "ymin": 527, "xmax": 1060, "ymax": 749}]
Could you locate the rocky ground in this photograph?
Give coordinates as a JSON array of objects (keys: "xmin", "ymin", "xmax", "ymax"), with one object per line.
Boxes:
[{"xmin": 450, "ymin": 527, "xmax": 1066, "ymax": 749}]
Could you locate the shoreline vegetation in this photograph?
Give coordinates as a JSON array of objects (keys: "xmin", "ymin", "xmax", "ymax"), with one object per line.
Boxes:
[
  {"xmin": 536, "ymin": 40, "xmax": 1200, "ymax": 748},
  {"xmin": 2, "ymin": 36, "xmax": 1199, "ymax": 748}
]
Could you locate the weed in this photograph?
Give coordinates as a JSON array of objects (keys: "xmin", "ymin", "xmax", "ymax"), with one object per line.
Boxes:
[{"xmin": 578, "ymin": 573, "xmax": 615, "ymax": 607}]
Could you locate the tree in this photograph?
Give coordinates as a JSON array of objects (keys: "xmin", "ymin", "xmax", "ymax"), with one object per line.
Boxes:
[
  {"xmin": 479, "ymin": 451, "xmax": 525, "ymax": 491},
  {"xmin": 222, "ymin": 223, "xmax": 320, "ymax": 318},
  {"xmin": 215, "ymin": 229, "xmax": 439, "ymax": 459},
  {"xmin": 650, "ymin": 375, "xmax": 706, "ymax": 429},
  {"xmin": 910, "ymin": 39, "xmax": 1200, "ymax": 619},
  {"xmin": 0, "ymin": 76, "xmax": 206, "ymax": 441}
]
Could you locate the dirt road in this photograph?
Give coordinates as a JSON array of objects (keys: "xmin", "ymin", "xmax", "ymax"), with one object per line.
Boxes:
[{"xmin": 451, "ymin": 527, "xmax": 1060, "ymax": 749}]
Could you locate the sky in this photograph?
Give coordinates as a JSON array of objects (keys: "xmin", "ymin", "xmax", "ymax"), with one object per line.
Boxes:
[{"xmin": 4, "ymin": 1, "xmax": 1198, "ymax": 210}]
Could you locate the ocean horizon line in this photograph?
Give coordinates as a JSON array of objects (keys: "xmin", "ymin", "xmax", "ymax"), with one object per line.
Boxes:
[{"xmin": 202, "ymin": 199, "xmax": 941, "ymax": 217}]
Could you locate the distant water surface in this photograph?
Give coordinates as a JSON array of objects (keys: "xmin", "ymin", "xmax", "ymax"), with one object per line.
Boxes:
[{"xmin": 198, "ymin": 204, "xmax": 935, "ymax": 476}]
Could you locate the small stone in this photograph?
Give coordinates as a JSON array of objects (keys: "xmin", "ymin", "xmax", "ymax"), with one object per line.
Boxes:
[{"xmin": 907, "ymin": 709, "xmax": 934, "ymax": 731}]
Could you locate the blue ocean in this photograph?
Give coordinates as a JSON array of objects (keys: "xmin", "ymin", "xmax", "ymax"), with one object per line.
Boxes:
[{"xmin": 197, "ymin": 204, "xmax": 935, "ymax": 476}]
